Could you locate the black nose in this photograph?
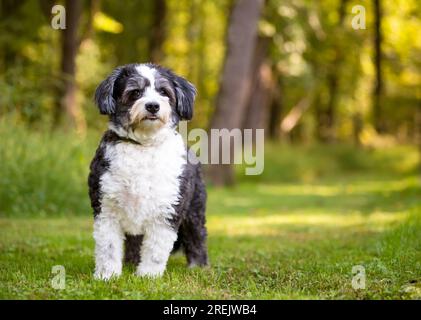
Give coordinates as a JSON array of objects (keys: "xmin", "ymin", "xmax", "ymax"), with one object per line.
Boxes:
[{"xmin": 145, "ymin": 102, "xmax": 160, "ymax": 114}]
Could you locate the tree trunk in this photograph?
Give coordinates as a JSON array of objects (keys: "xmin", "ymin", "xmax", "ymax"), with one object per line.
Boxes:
[
  {"xmin": 149, "ymin": 0, "xmax": 166, "ymax": 63},
  {"xmin": 352, "ymin": 112, "xmax": 363, "ymax": 146},
  {"xmin": 318, "ymin": 0, "xmax": 348, "ymax": 142},
  {"xmin": 243, "ymin": 36, "xmax": 273, "ymax": 131},
  {"xmin": 207, "ymin": 0, "xmax": 264, "ymax": 186},
  {"xmin": 314, "ymin": 89, "xmax": 322, "ymax": 141},
  {"xmin": 416, "ymin": 103, "xmax": 421, "ymax": 183},
  {"xmin": 280, "ymin": 96, "xmax": 311, "ymax": 138},
  {"xmin": 268, "ymin": 80, "xmax": 283, "ymax": 140},
  {"xmin": 55, "ymin": 0, "xmax": 85, "ymax": 133},
  {"xmin": 373, "ymin": 0, "xmax": 384, "ymax": 133},
  {"xmin": 79, "ymin": 0, "xmax": 100, "ymax": 45}
]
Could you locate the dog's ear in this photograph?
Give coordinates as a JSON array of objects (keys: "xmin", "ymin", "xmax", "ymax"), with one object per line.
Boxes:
[
  {"xmin": 173, "ymin": 75, "xmax": 196, "ymax": 120},
  {"xmin": 94, "ymin": 67, "xmax": 123, "ymax": 115}
]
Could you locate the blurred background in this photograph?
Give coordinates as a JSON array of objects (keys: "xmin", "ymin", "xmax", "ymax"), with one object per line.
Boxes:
[{"xmin": 0, "ymin": 0, "xmax": 420, "ymax": 215}]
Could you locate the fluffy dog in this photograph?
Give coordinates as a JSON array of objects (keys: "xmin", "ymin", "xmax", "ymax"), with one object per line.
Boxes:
[{"xmin": 88, "ymin": 63, "xmax": 208, "ymax": 280}]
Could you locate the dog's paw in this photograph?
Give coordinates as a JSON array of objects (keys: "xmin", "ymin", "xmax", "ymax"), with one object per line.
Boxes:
[
  {"xmin": 94, "ymin": 268, "xmax": 121, "ymax": 281},
  {"xmin": 188, "ymin": 256, "xmax": 209, "ymax": 269},
  {"xmin": 136, "ymin": 263, "xmax": 165, "ymax": 278},
  {"xmin": 188, "ymin": 261, "xmax": 210, "ymax": 269}
]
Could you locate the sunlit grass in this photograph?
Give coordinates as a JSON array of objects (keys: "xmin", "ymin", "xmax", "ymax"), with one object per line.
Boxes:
[
  {"xmin": 1, "ymin": 175, "xmax": 420, "ymax": 299},
  {"xmin": 210, "ymin": 212, "xmax": 408, "ymax": 237},
  {"xmin": 256, "ymin": 176, "xmax": 419, "ymax": 196}
]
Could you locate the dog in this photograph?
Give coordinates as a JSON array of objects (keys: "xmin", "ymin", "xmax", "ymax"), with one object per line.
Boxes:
[{"xmin": 88, "ymin": 63, "xmax": 208, "ymax": 280}]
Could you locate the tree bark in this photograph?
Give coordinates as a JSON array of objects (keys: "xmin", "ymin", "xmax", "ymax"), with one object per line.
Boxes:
[
  {"xmin": 352, "ymin": 112, "xmax": 363, "ymax": 146},
  {"xmin": 54, "ymin": 0, "xmax": 85, "ymax": 133},
  {"xmin": 280, "ymin": 96, "xmax": 311, "ymax": 137},
  {"xmin": 207, "ymin": 0, "xmax": 264, "ymax": 186},
  {"xmin": 416, "ymin": 103, "xmax": 421, "ymax": 183},
  {"xmin": 318, "ymin": 0, "xmax": 348, "ymax": 142},
  {"xmin": 373, "ymin": 0, "xmax": 384, "ymax": 133},
  {"xmin": 243, "ymin": 36, "xmax": 273, "ymax": 131},
  {"xmin": 149, "ymin": 0, "xmax": 166, "ymax": 63},
  {"xmin": 79, "ymin": 0, "xmax": 100, "ymax": 45},
  {"xmin": 268, "ymin": 80, "xmax": 282, "ymax": 140}
]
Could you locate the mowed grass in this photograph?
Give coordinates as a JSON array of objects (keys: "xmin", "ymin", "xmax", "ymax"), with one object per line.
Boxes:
[
  {"xmin": 0, "ymin": 122, "xmax": 421, "ymax": 299},
  {"xmin": 1, "ymin": 177, "xmax": 421, "ymax": 299}
]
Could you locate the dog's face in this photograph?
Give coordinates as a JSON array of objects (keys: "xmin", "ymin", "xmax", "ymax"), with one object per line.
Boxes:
[{"xmin": 95, "ymin": 63, "xmax": 196, "ymax": 135}]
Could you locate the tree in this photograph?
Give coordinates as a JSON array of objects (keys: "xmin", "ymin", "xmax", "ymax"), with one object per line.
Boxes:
[
  {"xmin": 243, "ymin": 36, "xmax": 274, "ymax": 131},
  {"xmin": 268, "ymin": 80, "xmax": 282, "ymax": 140},
  {"xmin": 207, "ymin": 0, "xmax": 264, "ymax": 186},
  {"xmin": 416, "ymin": 102, "xmax": 421, "ymax": 182},
  {"xmin": 373, "ymin": 0, "xmax": 384, "ymax": 133},
  {"xmin": 317, "ymin": 0, "xmax": 348, "ymax": 142},
  {"xmin": 149, "ymin": 0, "xmax": 166, "ymax": 63},
  {"xmin": 325, "ymin": 0, "xmax": 348, "ymax": 141},
  {"xmin": 55, "ymin": 0, "xmax": 83, "ymax": 132},
  {"xmin": 53, "ymin": 0, "xmax": 100, "ymax": 133}
]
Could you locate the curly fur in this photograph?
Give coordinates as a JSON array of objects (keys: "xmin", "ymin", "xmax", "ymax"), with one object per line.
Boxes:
[{"xmin": 88, "ymin": 63, "xmax": 208, "ymax": 280}]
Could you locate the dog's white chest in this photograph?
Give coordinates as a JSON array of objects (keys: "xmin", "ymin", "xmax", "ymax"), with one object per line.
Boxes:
[{"xmin": 100, "ymin": 133, "xmax": 186, "ymax": 234}]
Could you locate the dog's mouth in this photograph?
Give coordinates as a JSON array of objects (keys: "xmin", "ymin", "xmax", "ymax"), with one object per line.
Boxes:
[{"xmin": 142, "ymin": 115, "xmax": 159, "ymax": 121}]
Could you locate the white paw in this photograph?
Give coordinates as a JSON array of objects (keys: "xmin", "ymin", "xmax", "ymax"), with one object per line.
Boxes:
[
  {"xmin": 136, "ymin": 263, "xmax": 165, "ymax": 278},
  {"xmin": 94, "ymin": 266, "xmax": 121, "ymax": 280}
]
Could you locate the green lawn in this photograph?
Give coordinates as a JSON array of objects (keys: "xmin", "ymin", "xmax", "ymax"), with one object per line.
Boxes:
[
  {"xmin": 1, "ymin": 175, "xmax": 420, "ymax": 299},
  {"xmin": 0, "ymin": 124, "xmax": 420, "ymax": 299}
]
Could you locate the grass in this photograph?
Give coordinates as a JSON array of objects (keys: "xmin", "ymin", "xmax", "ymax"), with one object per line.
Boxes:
[{"xmin": 0, "ymin": 122, "xmax": 421, "ymax": 299}]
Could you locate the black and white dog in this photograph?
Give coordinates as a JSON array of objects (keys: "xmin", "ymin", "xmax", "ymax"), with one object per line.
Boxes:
[{"xmin": 88, "ymin": 63, "xmax": 208, "ymax": 280}]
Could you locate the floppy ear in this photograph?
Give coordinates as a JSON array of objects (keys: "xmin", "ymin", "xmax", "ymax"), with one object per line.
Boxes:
[
  {"xmin": 94, "ymin": 67, "xmax": 123, "ymax": 115},
  {"xmin": 173, "ymin": 76, "xmax": 197, "ymax": 120}
]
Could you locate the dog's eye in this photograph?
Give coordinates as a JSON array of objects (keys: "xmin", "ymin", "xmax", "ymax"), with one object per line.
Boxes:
[
  {"xmin": 158, "ymin": 88, "xmax": 169, "ymax": 97},
  {"xmin": 130, "ymin": 90, "xmax": 141, "ymax": 99}
]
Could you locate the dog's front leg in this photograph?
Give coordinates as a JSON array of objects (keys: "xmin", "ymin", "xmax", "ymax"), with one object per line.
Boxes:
[
  {"xmin": 136, "ymin": 222, "xmax": 177, "ymax": 277},
  {"xmin": 93, "ymin": 216, "xmax": 124, "ymax": 280}
]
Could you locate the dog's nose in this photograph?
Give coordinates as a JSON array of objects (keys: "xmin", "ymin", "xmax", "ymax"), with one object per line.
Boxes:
[{"xmin": 145, "ymin": 102, "xmax": 160, "ymax": 114}]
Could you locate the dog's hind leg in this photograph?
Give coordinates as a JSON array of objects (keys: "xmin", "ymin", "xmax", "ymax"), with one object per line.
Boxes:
[
  {"xmin": 180, "ymin": 214, "xmax": 208, "ymax": 267},
  {"xmin": 181, "ymin": 178, "xmax": 208, "ymax": 267},
  {"xmin": 124, "ymin": 234, "xmax": 143, "ymax": 265}
]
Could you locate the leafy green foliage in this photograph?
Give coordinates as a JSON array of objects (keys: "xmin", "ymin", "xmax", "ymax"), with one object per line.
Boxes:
[
  {"xmin": 0, "ymin": 120, "xmax": 100, "ymax": 217},
  {"xmin": 1, "ymin": 0, "xmax": 420, "ymax": 140}
]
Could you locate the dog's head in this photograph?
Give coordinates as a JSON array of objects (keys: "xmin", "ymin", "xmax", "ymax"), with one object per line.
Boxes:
[{"xmin": 95, "ymin": 63, "xmax": 196, "ymax": 137}]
